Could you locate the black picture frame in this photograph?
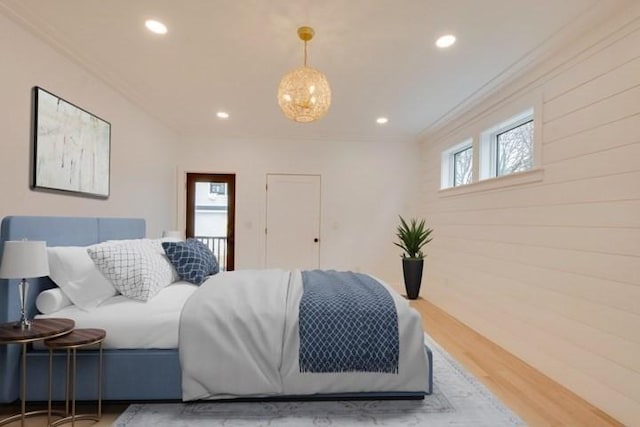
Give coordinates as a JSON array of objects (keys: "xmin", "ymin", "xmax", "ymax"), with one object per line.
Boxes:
[{"xmin": 32, "ymin": 86, "xmax": 111, "ymax": 198}]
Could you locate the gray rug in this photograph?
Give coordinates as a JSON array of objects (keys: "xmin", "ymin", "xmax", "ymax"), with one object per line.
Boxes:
[{"xmin": 114, "ymin": 334, "xmax": 525, "ymax": 426}]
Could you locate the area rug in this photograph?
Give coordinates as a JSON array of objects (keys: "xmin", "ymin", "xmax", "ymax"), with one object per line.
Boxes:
[{"xmin": 113, "ymin": 334, "xmax": 524, "ymax": 426}]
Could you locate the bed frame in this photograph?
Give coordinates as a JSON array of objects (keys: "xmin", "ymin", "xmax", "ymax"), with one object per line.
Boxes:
[
  {"xmin": 0, "ymin": 216, "xmax": 180, "ymax": 402},
  {"xmin": 0, "ymin": 215, "xmax": 431, "ymax": 403}
]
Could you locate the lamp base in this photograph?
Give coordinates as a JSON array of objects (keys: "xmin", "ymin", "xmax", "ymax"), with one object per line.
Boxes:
[
  {"xmin": 16, "ymin": 278, "xmax": 31, "ymax": 329},
  {"xmin": 13, "ymin": 318, "xmax": 31, "ymax": 330}
]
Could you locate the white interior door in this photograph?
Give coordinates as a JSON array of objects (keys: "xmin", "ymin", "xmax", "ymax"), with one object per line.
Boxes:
[{"xmin": 265, "ymin": 174, "xmax": 321, "ymax": 270}]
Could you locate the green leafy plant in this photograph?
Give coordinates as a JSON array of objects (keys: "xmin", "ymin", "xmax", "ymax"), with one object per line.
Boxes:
[{"xmin": 394, "ymin": 216, "xmax": 433, "ymax": 259}]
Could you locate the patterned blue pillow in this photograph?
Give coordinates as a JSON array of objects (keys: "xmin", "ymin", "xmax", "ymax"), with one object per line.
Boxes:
[{"xmin": 162, "ymin": 239, "xmax": 219, "ymax": 285}]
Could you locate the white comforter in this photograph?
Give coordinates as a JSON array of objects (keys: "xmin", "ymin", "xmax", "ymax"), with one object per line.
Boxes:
[{"xmin": 179, "ymin": 269, "xmax": 428, "ymax": 401}]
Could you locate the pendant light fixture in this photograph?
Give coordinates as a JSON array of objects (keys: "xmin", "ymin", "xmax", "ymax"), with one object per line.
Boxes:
[{"xmin": 277, "ymin": 26, "xmax": 331, "ymax": 123}]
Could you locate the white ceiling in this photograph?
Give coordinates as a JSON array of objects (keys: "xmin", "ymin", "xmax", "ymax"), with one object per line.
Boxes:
[{"xmin": 0, "ymin": 0, "xmax": 631, "ymax": 142}]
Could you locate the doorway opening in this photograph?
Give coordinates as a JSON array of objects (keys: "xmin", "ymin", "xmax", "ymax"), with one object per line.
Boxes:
[{"xmin": 186, "ymin": 173, "xmax": 235, "ymax": 271}]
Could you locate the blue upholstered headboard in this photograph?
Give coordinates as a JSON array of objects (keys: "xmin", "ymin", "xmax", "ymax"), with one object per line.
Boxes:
[{"xmin": 0, "ymin": 216, "xmax": 145, "ymax": 401}]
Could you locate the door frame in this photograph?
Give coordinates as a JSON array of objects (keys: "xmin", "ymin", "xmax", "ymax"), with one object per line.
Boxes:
[{"xmin": 185, "ymin": 172, "xmax": 236, "ymax": 271}]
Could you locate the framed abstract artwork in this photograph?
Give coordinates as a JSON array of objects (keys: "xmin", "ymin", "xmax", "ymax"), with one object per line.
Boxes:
[{"xmin": 32, "ymin": 86, "xmax": 111, "ymax": 198}]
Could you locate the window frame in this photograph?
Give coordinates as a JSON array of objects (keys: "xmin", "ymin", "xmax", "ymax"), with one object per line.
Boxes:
[
  {"xmin": 495, "ymin": 118, "xmax": 534, "ymax": 177},
  {"xmin": 439, "ymin": 97, "xmax": 543, "ymax": 196},
  {"xmin": 480, "ymin": 108, "xmax": 534, "ymax": 181},
  {"xmin": 453, "ymin": 145, "xmax": 473, "ymax": 187},
  {"xmin": 441, "ymin": 138, "xmax": 473, "ymax": 189}
]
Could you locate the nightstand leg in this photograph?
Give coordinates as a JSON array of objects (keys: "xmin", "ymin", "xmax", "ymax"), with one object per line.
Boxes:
[
  {"xmin": 98, "ymin": 342, "xmax": 103, "ymax": 418},
  {"xmin": 48, "ymin": 349, "xmax": 52, "ymax": 425},
  {"xmin": 21, "ymin": 343, "xmax": 26, "ymax": 427},
  {"xmin": 71, "ymin": 348, "xmax": 76, "ymax": 427},
  {"xmin": 65, "ymin": 349, "xmax": 70, "ymax": 416}
]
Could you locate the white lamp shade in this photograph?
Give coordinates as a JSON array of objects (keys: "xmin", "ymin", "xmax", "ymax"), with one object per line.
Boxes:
[{"xmin": 0, "ymin": 240, "xmax": 50, "ymax": 279}]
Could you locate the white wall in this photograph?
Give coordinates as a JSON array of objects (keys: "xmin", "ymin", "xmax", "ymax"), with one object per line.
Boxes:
[
  {"xmin": 0, "ymin": 7, "xmax": 421, "ymax": 283},
  {"xmin": 419, "ymin": 5, "xmax": 640, "ymax": 425},
  {"xmin": 177, "ymin": 136, "xmax": 420, "ymax": 284},
  {"xmin": 0, "ymin": 13, "xmax": 178, "ymax": 237}
]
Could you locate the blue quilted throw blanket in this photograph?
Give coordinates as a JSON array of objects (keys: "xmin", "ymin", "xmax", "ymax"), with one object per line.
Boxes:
[{"xmin": 298, "ymin": 270, "xmax": 399, "ymax": 374}]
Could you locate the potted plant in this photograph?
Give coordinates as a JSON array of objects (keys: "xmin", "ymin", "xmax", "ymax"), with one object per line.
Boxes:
[{"xmin": 394, "ymin": 216, "xmax": 433, "ymax": 299}]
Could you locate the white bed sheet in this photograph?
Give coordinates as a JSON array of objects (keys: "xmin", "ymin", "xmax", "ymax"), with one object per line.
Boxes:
[{"xmin": 36, "ymin": 281, "xmax": 197, "ymax": 349}]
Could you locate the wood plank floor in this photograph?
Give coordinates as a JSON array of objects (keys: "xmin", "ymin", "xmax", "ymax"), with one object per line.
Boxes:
[
  {"xmin": 409, "ymin": 297, "xmax": 623, "ymax": 427},
  {"xmin": 0, "ymin": 297, "xmax": 623, "ymax": 426}
]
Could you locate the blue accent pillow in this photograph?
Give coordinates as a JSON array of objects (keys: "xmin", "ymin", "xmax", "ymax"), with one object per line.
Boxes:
[{"xmin": 162, "ymin": 239, "xmax": 219, "ymax": 285}]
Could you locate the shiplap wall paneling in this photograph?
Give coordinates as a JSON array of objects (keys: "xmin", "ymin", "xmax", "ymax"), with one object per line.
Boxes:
[{"xmin": 420, "ymin": 8, "xmax": 640, "ymax": 425}]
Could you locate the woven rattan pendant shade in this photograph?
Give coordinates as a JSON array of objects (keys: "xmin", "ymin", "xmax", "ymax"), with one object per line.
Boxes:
[{"xmin": 277, "ymin": 26, "xmax": 331, "ymax": 123}]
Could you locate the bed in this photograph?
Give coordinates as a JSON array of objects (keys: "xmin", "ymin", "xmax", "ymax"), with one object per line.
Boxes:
[{"xmin": 0, "ymin": 215, "xmax": 432, "ymax": 403}]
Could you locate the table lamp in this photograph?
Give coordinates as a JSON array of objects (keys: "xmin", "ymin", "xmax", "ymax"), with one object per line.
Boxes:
[
  {"xmin": 162, "ymin": 230, "xmax": 184, "ymax": 239},
  {"xmin": 0, "ymin": 240, "xmax": 49, "ymax": 329}
]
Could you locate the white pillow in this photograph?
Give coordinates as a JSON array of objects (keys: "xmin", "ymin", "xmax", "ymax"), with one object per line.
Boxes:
[
  {"xmin": 87, "ymin": 239, "xmax": 176, "ymax": 301},
  {"xmin": 47, "ymin": 246, "xmax": 118, "ymax": 310},
  {"xmin": 36, "ymin": 288, "xmax": 73, "ymax": 314}
]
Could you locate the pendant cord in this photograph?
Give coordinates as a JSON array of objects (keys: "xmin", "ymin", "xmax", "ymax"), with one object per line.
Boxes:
[{"xmin": 304, "ymin": 40, "xmax": 308, "ymax": 67}]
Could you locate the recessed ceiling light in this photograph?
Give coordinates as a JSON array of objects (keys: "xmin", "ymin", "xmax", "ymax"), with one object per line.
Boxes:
[
  {"xmin": 435, "ymin": 34, "xmax": 456, "ymax": 49},
  {"xmin": 216, "ymin": 111, "xmax": 230, "ymax": 119},
  {"xmin": 145, "ymin": 19, "xmax": 168, "ymax": 35},
  {"xmin": 376, "ymin": 117, "xmax": 389, "ymax": 124}
]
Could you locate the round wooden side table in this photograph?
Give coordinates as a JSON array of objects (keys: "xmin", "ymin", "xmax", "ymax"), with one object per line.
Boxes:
[
  {"xmin": 0, "ymin": 318, "xmax": 74, "ymax": 427},
  {"xmin": 45, "ymin": 328, "xmax": 106, "ymax": 427}
]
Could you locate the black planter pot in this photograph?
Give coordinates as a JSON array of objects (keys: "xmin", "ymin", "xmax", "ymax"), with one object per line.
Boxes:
[{"xmin": 402, "ymin": 258, "xmax": 424, "ymax": 299}]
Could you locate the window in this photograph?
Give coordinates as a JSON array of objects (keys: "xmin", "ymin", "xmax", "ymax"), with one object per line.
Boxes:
[
  {"xmin": 453, "ymin": 146, "xmax": 473, "ymax": 186},
  {"xmin": 209, "ymin": 183, "xmax": 227, "ymax": 195},
  {"xmin": 441, "ymin": 139, "xmax": 473, "ymax": 189},
  {"xmin": 496, "ymin": 120, "xmax": 533, "ymax": 177},
  {"xmin": 440, "ymin": 104, "xmax": 542, "ymax": 194},
  {"xmin": 480, "ymin": 108, "xmax": 534, "ymax": 180}
]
